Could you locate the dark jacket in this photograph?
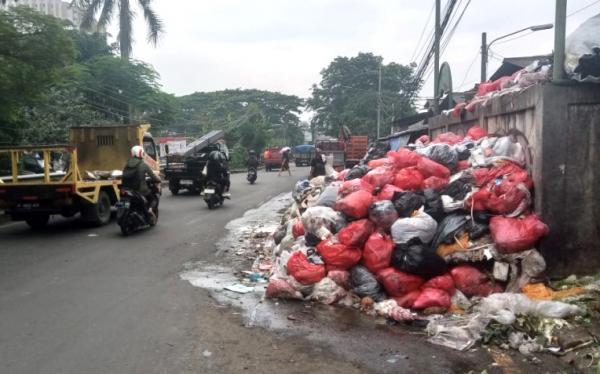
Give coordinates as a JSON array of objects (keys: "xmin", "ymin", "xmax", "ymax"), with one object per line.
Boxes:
[
  {"xmin": 247, "ymin": 155, "xmax": 259, "ymax": 168},
  {"xmin": 122, "ymin": 157, "xmax": 160, "ymax": 196}
]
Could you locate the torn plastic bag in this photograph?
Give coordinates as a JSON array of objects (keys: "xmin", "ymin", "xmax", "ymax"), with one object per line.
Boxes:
[
  {"xmin": 376, "ymin": 184, "xmax": 403, "ymax": 202},
  {"xmin": 565, "ymin": 14, "xmax": 600, "ymax": 82},
  {"xmin": 423, "ymin": 189, "xmax": 445, "ymax": 222},
  {"xmin": 327, "ymin": 270, "xmax": 351, "ymax": 289},
  {"xmin": 393, "ymin": 290, "xmax": 421, "ymax": 308},
  {"xmin": 432, "ymin": 132, "xmax": 463, "ymax": 145},
  {"xmin": 308, "ymin": 277, "xmax": 347, "ymax": 305},
  {"xmin": 334, "ymin": 189, "xmax": 373, "ymax": 219},
  {"xmin": 467, "ymin": 125, "xmax": 487, "ymax": 140},
  {"xmin": 413, "ymin": 288, "xmax": 451, "ymax": 310},
  {"xmin": 306, "ymin": 246, "xmax": 325, "ymax": 265},
  {"xmin": 392, "ymin": 191, "xmax": 425, "ymax": 217},
  {"xmin": 368, "ymin": 200, "xmax": 399, "ymax": 230},
  {"xmin": 301, "ymin": 206, "xmax": 346, "ymax": 240},
  {"xmin": 340, "ymin": 178, "xmax": 374, "ymax": 197},
  {"xmin": 422, "ymin": 176, "xmax": 449, "ymax": 191},
  {"xmin": 345, "ymin": 164, "xmax": 370, "ymax": 181},
  {"xmin": 417, "ymin": 157, "xmax": 451, "ymax": 179},
  {"xmin": 292, "ymin": 179, "xmax": 312, "ymax": 203},
  {"xmin": 363, "ymin": 166, "xmax": 395, "ymax": 188},
  {"xmin": 430, "ymin": 214, "xmax": 469, "ymax": 249},
  {"xmin": 490, "ymin": 214, "xmax": 549, "ymax": 253},
  {"xmin": 416, "ymin": 143, "xmax": 459, "ymax": 170},
  {"xmin": 391, "ymin": 208, "xmax": 438, "ymax": 244},
  {"xmin": 391, "ymin": 239, "xmax": 447, "ymax": 278},
  {"xmin": 377, "ymin": 267, "xmax": 425, "ymax": 296},
  {"xmin": 450, "ymin": 264, "xmax": 502, "ymax": 297},
  {"xmin": 393, "ymin": 167, "xmax": 424, "ymax": 191},
  {"xmin": 374, "ymin": 300, "xmax": 415, "ymax": 321},
  {"xmin": 337, "ymin": 219, "xmax": 374, "ymax": 247},
  {"xmin": 426, "ymin": 314, "xmax": 491, "ymax": 351},
  {"xmin": 287, "ymin": 251, "xmax": 326, "ymax": 285},
  {"xmin": 350, "ymin": 265, "xmax": 386, "ymax": 301},
  {"xmin": 466, "ymin": 184, "xmax": 529, "ymax": 216},
  {"xmin": 314, "ymin": 184, "xmax": 340, "ymax": 208},
  {"xmin": 362, "ymin": 232, "xmax": 394, "ymax": 274},
  {"xmin": 266, "ymin": 278, "xmax": 304, "ymax": 300},
  {"xmin": 475, "ymin": 293, "xmax": 583, "ymax": 325},
  {"xmin": 316, "ymin": 239, "xmax": 362, "ymax": 270},
  {"xmin": 422, "ymin": 274, "xmax": 455, "ymax": 295},
  {"xmin": 386, "ymin": 148, "xmax": 421, "ymax": 169}
]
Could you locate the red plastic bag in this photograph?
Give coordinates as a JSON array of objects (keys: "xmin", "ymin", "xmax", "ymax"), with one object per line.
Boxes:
[
  {"xmin": 422, "ymin": 274, "xmax": 455, "ymax": 295},
  {"xmin": 467, "ymin": 125, "xmax": 487, "ymax": 140},
  {"xmin": 421, "ymin": 176, "xmax": 449, "ymax": 191},
  {"xmin": 386, "ymin": 149, "xmax": 421, "ymax": 169},
  {"xmin": 450, "ymin": 265, "xmax": 502, "ymax": 297},
  {"xmin": 339, "ymin": 178, "xmax": 374, "ymax": 197},
  {"xmin": 457, "ymin": 160, "xmax": 471, "ymax": 170},
  {"xmin": 287, "ymin": 251, "xmax": 326, "ymax": 285},
  {"xmin": 377, "ymin": 184, "xmax": 403, "ymax": 201},
  {"xmin": 337, "ymin": 219, "xmax": 374, "ymax": 247},
  {"xmin": 393, "ymin": 167, "xmax": 424, "ymax": 191},
  {"xmin": 393, "ymin": 290, "xmax": 421, "ymax": 308},
  {"xmin": 316, "ymin": 239, "xmax": 362, "ymax": 270},
  {"xmin": 377, "ymin": 267, "xmax": 424, "ymax": 297},
  {"xmin": 466, "ymin": 185, "xmax": 527, "ymax": 215},
  {"xmin": 412, "ymin": 288, "xmax": 451, "ymax": 309},
  {"xmin": 476, "ymin": 81, "xmax": 500, "ymax": 96},
  {"xmin": 432, "ymin": 132, "xmax": 463, "ymax": 145},
  {"xmin": 362, "ymin": 232, "xmax": 394, "ymax": 274},
  {"xmin": 334, "ymin": 189, "xmax": 373, "ymax": 218},
  {"xmin": 265, "ymin": 278, "xmax": 303, "ymax": 299},
  {"xmin": 292, "ymin": 219, "xmax": 305, "ymax": 238},
  {"xmin": 337, "ymin": 169, "xmax": 350, "ymax": 181},
  {"xmin": 416, "ymin": 135, "xmax": 430, "ymax": 145},
  {"xmin": 490, "ymin": 215, "xmax": 549, "ymax": 253},
  {"xmin": 327, "ymin": 270, "xmax": 350, "ymax": 289},
  {"xmin": 471, "ymin": 163, "xmax": 531, "ymax": 188},
  {"xmin": 417, "ymin": 157, "xmax": 451, "ymax": 179},
  {"xmin": 363, "ymin": 167, "xmax": 395, "ymax": 189},
  {"xmin": 368, "ymin": 158, "xmax": 394, "ymax": 169}
]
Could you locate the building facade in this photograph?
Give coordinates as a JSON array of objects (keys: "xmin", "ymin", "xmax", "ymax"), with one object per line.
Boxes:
[{"xmin": 1, "ymin": 0, "xmax": 82, "ymax": 26}]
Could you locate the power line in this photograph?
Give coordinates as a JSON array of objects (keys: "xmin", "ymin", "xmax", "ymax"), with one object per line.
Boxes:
[
  {"xmin": 456, "ymin": 50, "xmax": 480, "ymax": 91},
  {"xmin": 568, "ymin": 0, "xmax": 600, "ymax": 17},
  {"xmin": 410, "ymin": 1, "xmax": 436, "ymax": 63}
]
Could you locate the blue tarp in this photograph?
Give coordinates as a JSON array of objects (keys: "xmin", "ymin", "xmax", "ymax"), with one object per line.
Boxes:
[{"xmin": 293, "ymin": 144, "xmax": 315, "ymax": 154}]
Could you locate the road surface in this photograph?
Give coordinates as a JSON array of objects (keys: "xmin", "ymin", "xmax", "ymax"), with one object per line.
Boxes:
[{"xmin": 0, "ymin": 167, "xmax": 567, "ymax": 374}]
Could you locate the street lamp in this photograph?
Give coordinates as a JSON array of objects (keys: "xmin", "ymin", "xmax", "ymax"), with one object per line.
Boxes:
[{"xmin": 480, "ymin": 23, "xmax": 554, "ymax": 82}]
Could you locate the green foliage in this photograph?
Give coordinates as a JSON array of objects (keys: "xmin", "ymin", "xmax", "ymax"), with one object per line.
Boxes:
[
  {"xmin": 308, "ymin": 52, "xmax": 421, "ymax": 140},
  {"xmin": 0, "ymin": 6, "xmax": 76, "ymax": 143}
]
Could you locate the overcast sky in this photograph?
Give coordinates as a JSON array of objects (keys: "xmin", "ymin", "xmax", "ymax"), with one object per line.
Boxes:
[{"xmin": 119, "ymin": 0, "xmax": 599, "ymax": 102}]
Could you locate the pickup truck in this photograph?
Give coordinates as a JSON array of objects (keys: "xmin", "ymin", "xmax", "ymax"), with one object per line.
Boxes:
[
  {"xmin": 0, "ymin": 124, "xmax": 159, "ymax": 229},
  {"xmin": 263, "ymin": 147, "xmax": 283, "ymax": 172}
]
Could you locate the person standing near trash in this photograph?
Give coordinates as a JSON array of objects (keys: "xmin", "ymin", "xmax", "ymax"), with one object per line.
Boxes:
[
  {"xmin": 309, "ymin": 148, "xmax": 326, "ymax": 179},
  {"xmin": 278, "ymin": 148, "xmax": 292, "ymax": 177}
]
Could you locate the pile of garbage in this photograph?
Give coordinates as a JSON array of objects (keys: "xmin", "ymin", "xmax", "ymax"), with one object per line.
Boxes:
[{"xmin": 262, "ymin": 125, "xmax": 598, "ymax": 355}]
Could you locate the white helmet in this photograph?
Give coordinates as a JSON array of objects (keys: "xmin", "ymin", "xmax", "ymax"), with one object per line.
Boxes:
[{"xmin": 131, "ymin": 145, "xmax": 144, "ymax": 158}]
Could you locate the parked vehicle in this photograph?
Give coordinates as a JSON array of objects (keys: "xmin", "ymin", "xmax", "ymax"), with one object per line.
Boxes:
[
  {"xmin": 247, "ymin": 167, "xmax": 257, "ymax": 184},
  {"xmin": 345, "ymin": 136, "xmax": 369, "ymax": 168},
  {"xmin": 263, "ymin": 147, "xmax": 283, "ymax": 172},
  {"xmin": 116, "ymin": 178, "xmax": 160, "ymax": 235},
  {"xmin": 315, "ymin": 139, "xmax": 346, "ymax": 170},
  {"xmin": 202, "ymin": 179, "xmax": 225, "ymax": 209},
  {"xmin": 293, "ymin": 144, "xmax": 315, "ymax": 167},
  {"xmin": 163, "ymin": 130, "xmax": 225, "ymax": 195},
  {"xmin": 0, "ymin": 124, "xmax": 159, "ymax": 229}
]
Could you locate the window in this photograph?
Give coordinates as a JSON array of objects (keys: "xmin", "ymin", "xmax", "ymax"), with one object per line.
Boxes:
[
  {"xmin": 97, "ymin": 135, "xmax": 114, "ymax": 146},
  {"xmin": 143, "ymin": 141, "xmax": 157, "ymax": 161}
]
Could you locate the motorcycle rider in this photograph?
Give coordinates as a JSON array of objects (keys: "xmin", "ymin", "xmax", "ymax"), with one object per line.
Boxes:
[
  {"xmin": 247, "ymin": 150, "xmax": 259, "ymax": 169},
  {"xmin": 122, "ymin": 145, "xmax": 161, "ymax": 220},
  {"xmin": 206, "ymin": 148, "xmax": 231, "ymax": 197}
]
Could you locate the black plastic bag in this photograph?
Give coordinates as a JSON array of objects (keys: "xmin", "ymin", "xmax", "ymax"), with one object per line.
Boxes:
[
  {"xmin": 473, "ymin": 211, "xmax": 492, "ymax": 224},
  {"xmin": 467, "ymin": 221, "xmax": 489, "ymax": 240},
  {"xmin": 417, "ymin": 144, "xmax": 458, "ymax": 170},
  {"xmin": 423, "ymin": 189, "xmax": 445, "ymax": 222},
  {"xmin": 304, "ymin": 232, "xmax": 322, "ymax": 247},
  {"xmin": 392, "ymin": 191, "xmax": 425, "ymax": 217},
  {"xmin": 306, "ymin": 247, "xmax": 325, "ymax": 265},
  {"xmin": 345, "ymin": 165, "xmax": 370, "ymax": 181},
  {"xmin": 273, "ymin": 224, "xmax": 287, "ymax": 245},
  {"xmin": 368, "ymin": 200, "xmax": 399, "ymax": 230},
  {"xmin": 441, "ymin": 177, "xmax": 474, "ymax": 200},
  {"xmin": 350, "ymin": 265, "xmax": 387, "ymax": 301},
  {"xmin": 430, "ymin": 214, "xmax": 469, "ymax": 249},
  {"xmin": 391, "ymin": 239, "xmax": 447, "ymax": 278}
]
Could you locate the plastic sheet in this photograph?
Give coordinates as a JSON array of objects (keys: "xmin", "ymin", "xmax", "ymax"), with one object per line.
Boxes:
[
  {"xmin": 368, "ymin": 200, "xmax": 398, "ymax": 230},
  {"xmin": 391, "ymin": 208, "xmax": 438, "ymax": 244}
]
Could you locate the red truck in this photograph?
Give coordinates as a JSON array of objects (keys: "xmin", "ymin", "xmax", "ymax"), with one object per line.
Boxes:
[
  {"xmin": 315, "ymin": 135, "xmax": 369, "ymax": 170},
  {"xmin": 263, "ymin": 147, "xmax": 283, "ymax": 172}
]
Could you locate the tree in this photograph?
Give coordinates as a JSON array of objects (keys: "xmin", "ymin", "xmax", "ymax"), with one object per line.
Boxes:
[
  {"xmin": 74, "ymin": 0, "xmax": 163, "ymax": 60},
  {"xmin": 308, "ymin": 52, "xmax": 421, "ymax": 140},
  {"xmin": 0, "ymin": 6, "xmax": 76, "ymax": 143}
]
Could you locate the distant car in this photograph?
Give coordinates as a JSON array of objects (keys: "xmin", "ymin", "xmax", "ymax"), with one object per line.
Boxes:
[{"xmin": 263, "ymin": 147, "xmax": 283, "ymax": 172}]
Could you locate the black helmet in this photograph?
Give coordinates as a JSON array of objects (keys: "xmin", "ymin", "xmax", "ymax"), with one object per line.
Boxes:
[
  {"xmin": 209, "ymin": 150, "xmax": 224, "ymax": 162},
  {"xmin": 249, "ymin": 150, "xmax": 256, "ymax": 155}
]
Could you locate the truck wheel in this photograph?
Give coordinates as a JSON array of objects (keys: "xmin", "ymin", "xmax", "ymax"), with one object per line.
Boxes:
[
  {"xmin": 81, "ymin": 190, "xmax": 111, "ymax": 226},
  {"xmin": 169, "ymin": 181, "xmax": 180, "ymax": 195},
  {"xmin": 25, "ymin": 214, "xmax": 49, "ymax": 229}
]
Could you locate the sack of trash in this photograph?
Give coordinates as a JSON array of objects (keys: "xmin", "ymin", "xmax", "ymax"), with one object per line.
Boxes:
[
  {"xmin": 362, "ymin": 232, "xmax": 394, "ymax": 274},
  {"xmin": 334, "ymin": 189, "xmax": 374, "ymax": 219},
  {"xmin": 368, "ymin": 200, "xmax": 398, "ymax": 230},
  {"xmin": 337, "ymin": 219, "xmax": 374, "ymax": 247},
  {"xmin": 316, "ymin": 239, "xmax": 362, "ymax": 271},
  {"xmin": 350, "ymin": 265, "xmax": 387, "ymax": 301},
  {"xmin": 391, "ymin": 239, "xmax": 447, "ymax": 278},
  {"xmin": 490, "ymin": 214, "xmax": 549, "ymax": 253},
  {"xmin": 301, "ymin": 206, "xmax": 346, "ymax": 240},
  {"xmin": 287, "ymin": 251, "xmax": 326, "ymax": 285},
  {"xmin": 391, "ymin": 208, "xmax": 438, "ymax": 244}
]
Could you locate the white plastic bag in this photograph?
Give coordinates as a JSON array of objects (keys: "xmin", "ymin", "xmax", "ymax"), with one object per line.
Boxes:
[
  {"xmin": 391, "ymin": 208, "xmax": 438, "ymax": 244},
  {"xmin": 308, "ymin": 277, "xmax": 347, "ymax": 305},
  {"xmin": 565, "ymin": 13, "xmax": 600, "ymax": 82},
  {"xmin": 301, "ymin": 206, "xmax": 346, "ymax": 240}
]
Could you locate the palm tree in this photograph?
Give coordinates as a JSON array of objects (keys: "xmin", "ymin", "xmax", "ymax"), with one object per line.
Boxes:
[{"xmin": 74, "ymin": 0, "xmax": 163, "ymax": 60}]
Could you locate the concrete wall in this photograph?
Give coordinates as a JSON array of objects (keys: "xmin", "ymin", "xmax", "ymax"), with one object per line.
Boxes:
[{"xmin": 427, "ymin": 83, "xmax": 600, "ymax": 275}]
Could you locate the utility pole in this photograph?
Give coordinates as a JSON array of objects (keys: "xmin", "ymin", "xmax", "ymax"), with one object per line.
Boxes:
[
  {"xmin": 553, "ymin": 0, "xmax": 567, "ymax": 82},
  {"xmin": 480, "ymin": 32, "xmax": 487, "ymax": 82},
  {"xmin": 433, "ymin": 0, "xmax": 441, "ymax": 114},
  {"xmin": 377, "ymin": 64, "xmax": 382, "ymax": 139},
  {"xmin": 391, "ymin": 103, "xmax": 395, "ymax": 135}
]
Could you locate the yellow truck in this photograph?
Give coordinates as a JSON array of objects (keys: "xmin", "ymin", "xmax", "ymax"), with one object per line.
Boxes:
[{"xmin": 0, "ymin": 124, "xmax": 160, "ymax": 228}]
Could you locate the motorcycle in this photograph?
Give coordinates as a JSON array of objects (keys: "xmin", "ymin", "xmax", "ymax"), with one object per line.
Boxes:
[
  {"xmin": 202, "ymin": 179, "xmax": 225, "ymax": 209},
  {"xmin": 116, "ymin": 179, "xmax": 160, "ymax": 235},
  {"xmin": 247, "ymin": 167, "xmax": 257, "ymax": 184}
]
